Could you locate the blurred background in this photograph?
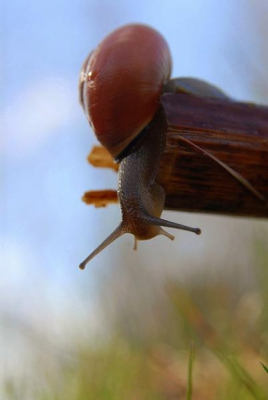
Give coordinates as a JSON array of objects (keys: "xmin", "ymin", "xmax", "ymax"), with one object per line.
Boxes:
[{"xmin": 1, "ymin": 0, "xmax": 268, "ymax": 398}]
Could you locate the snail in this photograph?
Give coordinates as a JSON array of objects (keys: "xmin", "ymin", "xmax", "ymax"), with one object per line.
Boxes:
[{"xmin": 78, "ymin": 23, "xmax": 203, "ymax": 269}]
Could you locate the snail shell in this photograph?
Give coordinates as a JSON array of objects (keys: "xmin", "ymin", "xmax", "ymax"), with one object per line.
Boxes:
[{"xmin": 79, "ymin": 23, "xmax": 172, "ymax": 159}]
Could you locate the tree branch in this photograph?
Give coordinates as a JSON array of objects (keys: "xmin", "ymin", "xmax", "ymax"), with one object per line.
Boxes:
[{"xmin": 159, "ymin": 93, "xmax": 268, "ymax": 218}]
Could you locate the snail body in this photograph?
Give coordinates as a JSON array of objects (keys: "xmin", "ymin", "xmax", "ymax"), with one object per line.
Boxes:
[{"xmin": 79, "ymin": 24, "xmax": 201, "ymax": 269}]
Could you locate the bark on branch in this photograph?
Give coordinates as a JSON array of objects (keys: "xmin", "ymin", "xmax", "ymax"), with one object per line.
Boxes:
[{"xmin": 159, "ymin": 93, "xmax": 268, "ymax": 218}]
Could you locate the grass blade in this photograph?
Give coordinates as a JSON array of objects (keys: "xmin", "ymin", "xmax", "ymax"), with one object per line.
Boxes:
[{"xmin": 186, "ymin": 342, "xmax": 195, "ymax": 400}]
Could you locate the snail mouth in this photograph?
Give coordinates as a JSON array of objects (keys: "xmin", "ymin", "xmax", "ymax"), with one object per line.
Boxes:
[{"xmin": 130, "ymin": 226, "xmax": 161, "ymax": 241}]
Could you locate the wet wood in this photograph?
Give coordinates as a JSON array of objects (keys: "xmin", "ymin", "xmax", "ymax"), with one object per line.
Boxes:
[{"xmin": 159, "ymin": 93, "xmax": 268, "ymax": 218}]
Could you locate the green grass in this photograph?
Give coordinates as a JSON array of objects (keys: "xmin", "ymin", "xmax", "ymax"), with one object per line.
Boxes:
[
  {"xmin": 260, "ymin": 363, "xmax": 268, "ymax": 374},
  {"xmin": 3, "ymin": 240, "xmax": 268, "ymax": 399},
  {"xmin": 186, "ymin": 342, "xmax": 195, "ymax": 400}
]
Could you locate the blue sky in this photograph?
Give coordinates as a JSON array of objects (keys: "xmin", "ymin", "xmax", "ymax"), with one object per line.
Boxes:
[{"xmin": 1, "ymin": 0, "xmax": 268, "ymax": 385}]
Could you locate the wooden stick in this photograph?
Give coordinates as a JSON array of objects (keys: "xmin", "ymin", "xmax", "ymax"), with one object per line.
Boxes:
[
  {"xmin": 87, "ymin": 146, "xmax": 119, "ymax": 172},
  {"xmin": 159, "ymin": 93, "xmax": 268, "ymax": 218}
]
